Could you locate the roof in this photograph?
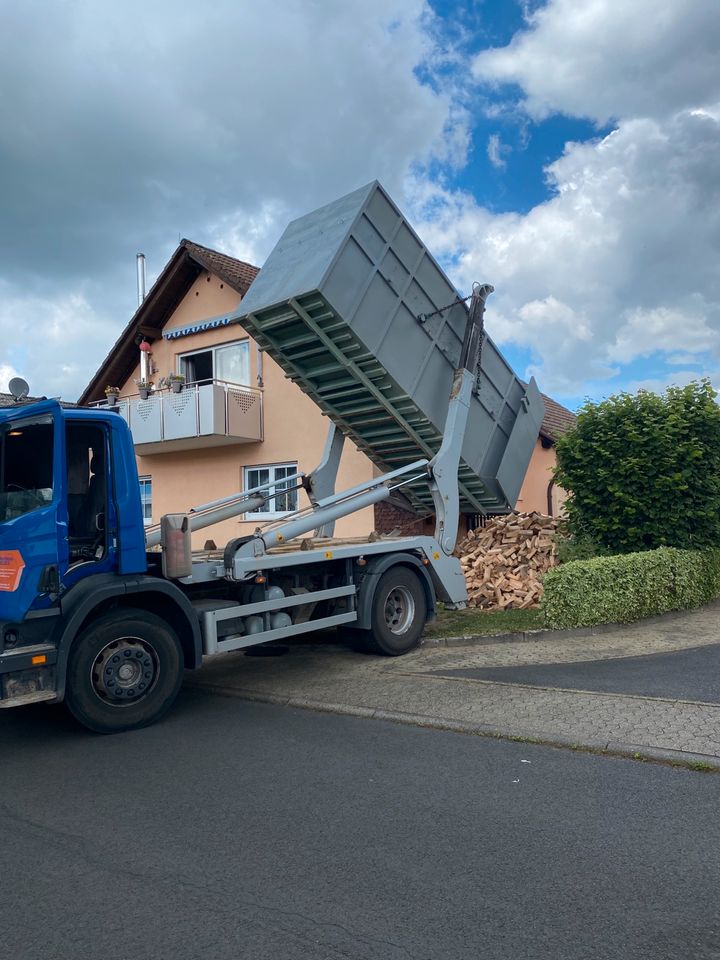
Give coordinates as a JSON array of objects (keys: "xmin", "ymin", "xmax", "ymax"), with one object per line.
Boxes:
[
  {"xmin": 0, "ymin": 393, "xmax": 77, "ymax": 409},
  {"xmin": 183, "ymin": 241, "xmax": 259, "ymax": 292},
  {"xmin": 0, "ymin": 393, "xmax": 37, "ymax": 407},
  {"xmin": 79, "ymin": 240, "xmax": 259, "ymax": 405},
  {"xmin": 539, "ymin": 392, "xmax": 576, "ymax": 442}
]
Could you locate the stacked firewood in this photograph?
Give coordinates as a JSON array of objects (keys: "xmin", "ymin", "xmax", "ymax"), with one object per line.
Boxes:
[{"xmin": 455, "ymin": 512, "xmax": 559, "ymax": 610}]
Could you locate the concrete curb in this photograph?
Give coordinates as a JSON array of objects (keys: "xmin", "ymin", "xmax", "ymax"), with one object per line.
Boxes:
[
  {"xmin": 421, "ymin": 600, "xmax": 720, "ymax": 648},
  {"xmin": 185, "ymin": 681, "xmax": 720, "ymax": 772},
  {"xmin": 421, "ymin": 631, "xmax": 544, "ymax": 647}
]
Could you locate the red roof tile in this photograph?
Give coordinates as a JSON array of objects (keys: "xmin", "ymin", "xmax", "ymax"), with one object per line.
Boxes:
[
  {"xmin": 539, "ymin": 392, "xmax": 577, "ymax": 442},
  {"xmin": 183, "ymin": 241, "xmax": 259, "ymax": 293}
]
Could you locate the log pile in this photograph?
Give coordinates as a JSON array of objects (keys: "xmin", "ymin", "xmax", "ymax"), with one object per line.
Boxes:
[{"xmin": 456, "ymin": 512, "xmax": 559, "ymax": 610}]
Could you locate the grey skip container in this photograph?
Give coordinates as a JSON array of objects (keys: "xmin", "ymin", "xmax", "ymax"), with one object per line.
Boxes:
[{"xmin": 233, "ymin": 181, "xmax": 545, "ymax": 514}]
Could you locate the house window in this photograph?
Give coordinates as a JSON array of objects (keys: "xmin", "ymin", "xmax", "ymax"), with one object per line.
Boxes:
[
  {"xmin": 179, "ymin": 341, "xmax": 250, "ymax": 386},
  {"xmin": 244, "ymin": 464, "xmax": 298, "ymax": 517},
  {"xmin": 139, "ymin": 477, "xmax": 152, "ymax": 526}
]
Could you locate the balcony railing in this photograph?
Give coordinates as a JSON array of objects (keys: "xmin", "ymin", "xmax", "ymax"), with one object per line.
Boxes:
[{"xmin": 93, "ymin": 380, "xmax": 263, "ymax": 453}]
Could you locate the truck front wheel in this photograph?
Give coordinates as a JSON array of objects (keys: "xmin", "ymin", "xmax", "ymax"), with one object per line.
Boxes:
[{"xmin": 65, "ymin": 609, "xmax": 184, "ymax": 734}]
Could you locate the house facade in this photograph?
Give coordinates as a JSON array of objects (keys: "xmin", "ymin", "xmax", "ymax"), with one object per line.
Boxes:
[{"xmin": 79, "ymin": 241, "xmax": 575, "ymax": 547}]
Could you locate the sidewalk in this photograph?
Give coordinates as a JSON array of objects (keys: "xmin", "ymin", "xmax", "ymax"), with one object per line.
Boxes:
[{"xmin": 187, "ymin": 601, "xmax": 720, "ymax": 768}]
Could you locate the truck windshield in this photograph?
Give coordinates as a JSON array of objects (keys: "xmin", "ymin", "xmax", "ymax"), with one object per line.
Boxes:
[{"xmin": 0, "ymin": 417, "xmax": 54, "ymax": 522}]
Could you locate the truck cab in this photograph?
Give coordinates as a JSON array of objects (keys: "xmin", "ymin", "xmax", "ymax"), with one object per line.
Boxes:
[
  {"xmin": 0, "ymin": 400, "xmax": 202, "ymax": 728},
  {"xmin": 0, "ymin": 401, "xmax": 146, "ymax": 610}
]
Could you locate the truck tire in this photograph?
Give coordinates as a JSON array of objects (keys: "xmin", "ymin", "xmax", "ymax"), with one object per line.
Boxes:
[
  {"xmin": 365, "ymin": 567, "xmax": 427, "ymax": 656},
  {"xmin": 65, "ymin": 608, "xmax": 184, "ymax": 734}
]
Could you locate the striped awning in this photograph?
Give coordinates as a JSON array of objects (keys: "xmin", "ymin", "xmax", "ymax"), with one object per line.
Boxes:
[{"xmin": 163, "ymin": 315, "xmax": 233, "ymax": 340}]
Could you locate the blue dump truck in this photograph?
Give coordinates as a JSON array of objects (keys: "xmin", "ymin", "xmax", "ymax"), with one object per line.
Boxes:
[{"xmin": 0, "ymin": 182, "xmax": 543, "ymax": 732}]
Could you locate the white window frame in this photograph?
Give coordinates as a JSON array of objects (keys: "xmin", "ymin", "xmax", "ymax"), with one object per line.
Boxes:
[
  {"xmin": 244, "ymin": 463, "xmax": 298, "ymax": 519},
  {"xmin": 177, "ymin": 339, "xmax": 250, "ymax": 387},
  {"xmin": 139, "ymin": 476, "xmax": 153, "ymax": 527}
]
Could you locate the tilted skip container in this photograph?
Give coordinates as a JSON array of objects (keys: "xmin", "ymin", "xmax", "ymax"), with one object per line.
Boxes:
[{"xmin": 233, "ymin": 181, "xmax": 544, "ymax": 514}]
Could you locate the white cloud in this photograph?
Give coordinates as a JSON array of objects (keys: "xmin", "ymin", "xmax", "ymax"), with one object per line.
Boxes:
[
  {"xmin": 608, "ymin": 307, "xmax": 719, "ymax": 365},
  {"xmin": 397, "ymin": 0, "xmax": 720, "ymax": 397},
  {"xmin": 0, "ymin": 0, "xmax": 465, "ymax": 399},
  {"xmin": 0, "ymin": 285, "xmax": 115, "ymax": 399},
  {"xmin": 209, "ymin": 200, "xmax": 291, "ymax": 269},
  {"xmin": 666, "ymin": 353, "xmax": 705, "ymax": 367},
  {"xmin": 473, "ymin": 0, "xmax": 720, "ymax": 123},
  {"xmin": 0, "ymin": 364, "xmax": 21, "ymax": 394},
  {"xmin": 622, "ymin": 369, "xmax": 720, "ymax": 397},
  {"xmin": 486, "ymin": 133, "xmax": 510, "ymax": 170},
  {"xmin": 406, "ymin": 104, "xmax": 720, "ymax": 395},
  {"xmin": 0, "ymin": 0, "xmax": 460, "ymax": 274}
]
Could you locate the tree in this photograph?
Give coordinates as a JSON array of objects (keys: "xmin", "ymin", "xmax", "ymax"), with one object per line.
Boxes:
[{"xmin": 554, "ymin": 380, "xmax": 720, "ymax": 554}]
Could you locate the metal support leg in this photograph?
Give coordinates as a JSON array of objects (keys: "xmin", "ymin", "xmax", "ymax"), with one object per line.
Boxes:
[{"xmin": 305, "ymin": 423, "xmax": 345, "ymax": 537}]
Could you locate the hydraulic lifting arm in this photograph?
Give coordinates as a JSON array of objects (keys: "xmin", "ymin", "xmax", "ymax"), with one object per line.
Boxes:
[{"xmin": 428, "ymin": 283, "xmax": 493, "ymax": 554}]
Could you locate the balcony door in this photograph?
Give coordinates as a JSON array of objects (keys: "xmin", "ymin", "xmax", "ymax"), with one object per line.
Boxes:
[{"xmin": 180, "ymin": 341, "xmax": 250, "ymax": 387}]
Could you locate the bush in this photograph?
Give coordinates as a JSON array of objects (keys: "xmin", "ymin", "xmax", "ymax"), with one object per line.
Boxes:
[
  {"xmin": 554, "ymin": 534, "xmax": 610, "ymax": 565},
  {"xmin": 554, "ymin": 380, "xmax": 720, "ymax": 553},
  {"xmin": 542, "ymin": 546, "xmax": 720, "ymax": 629}
]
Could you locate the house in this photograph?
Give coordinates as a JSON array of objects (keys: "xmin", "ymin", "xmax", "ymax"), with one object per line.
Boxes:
[
  {"xmin": 78, "ymin": 241, "xmax": 576, "ymax": 547},
  {"xmin": 517, "ymin": 393, "xmax": 576, "ymax": 517}
]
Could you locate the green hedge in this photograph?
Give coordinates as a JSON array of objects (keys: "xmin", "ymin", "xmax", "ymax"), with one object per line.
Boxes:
[{"xmin": 542, "ymin": 546, "xmax": 720, "ymax": 629}]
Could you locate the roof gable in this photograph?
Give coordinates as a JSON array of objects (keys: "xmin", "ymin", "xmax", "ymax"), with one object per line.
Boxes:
[{"xmin": 79, "ymin": 241, "xmax": 258, "ymax": 404}]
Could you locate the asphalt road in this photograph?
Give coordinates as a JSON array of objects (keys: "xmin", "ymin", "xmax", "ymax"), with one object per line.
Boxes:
[
  {"xmin": 433, "ymin": 643, "xmax": 720, "ymax": 702},
  {"xmin": 2, "ymin": 689, "xmax": 720, "ymax": 960}
]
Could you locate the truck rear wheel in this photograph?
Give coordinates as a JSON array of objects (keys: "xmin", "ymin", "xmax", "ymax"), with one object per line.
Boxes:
[
  {"xmin": 365, "ymin": 567, "xmax": 427, "ymax": 656},
  {"xmin": 65, "ymin": 608, "xmax": 184, "ymax": 734}
]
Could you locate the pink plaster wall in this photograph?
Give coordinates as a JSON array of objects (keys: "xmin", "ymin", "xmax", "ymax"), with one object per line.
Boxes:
[{"xmin": 515, "ymin": 439, "xmax": 567, "ymax": 516}]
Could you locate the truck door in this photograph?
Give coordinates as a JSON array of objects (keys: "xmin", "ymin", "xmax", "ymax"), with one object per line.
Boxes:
[
  {"xmin": 0, "ymin": 401, "xmax": 65, "ymax": 621},
  {"xmin": 64, "ymin": 420, "xmax": 116, "ymax": 584}
]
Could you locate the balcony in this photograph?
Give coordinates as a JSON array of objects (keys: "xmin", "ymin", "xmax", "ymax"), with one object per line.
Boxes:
[{"xmin": 96, "ymin": 381, "xmax": 263, "ymax": 454}]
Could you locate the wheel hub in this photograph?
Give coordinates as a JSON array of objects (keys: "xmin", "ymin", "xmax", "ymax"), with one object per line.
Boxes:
[
  {"xmin": 383, "ymin": 586, "xmax": 415, "ymax": 635},
  {"xmin": 91, "ymin": 637, "xmax": 159, "ymax": 705}
]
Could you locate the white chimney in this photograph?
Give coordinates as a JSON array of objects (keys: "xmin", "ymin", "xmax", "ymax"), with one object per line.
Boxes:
[{"xmin": 136, "ymin": 253, "xmax": 146, "ymax": 307}]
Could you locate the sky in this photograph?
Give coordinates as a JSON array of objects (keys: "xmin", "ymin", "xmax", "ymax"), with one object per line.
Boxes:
[{"xmin": 1, "ymin": 0, "xmax": 718, "ymax": 409}]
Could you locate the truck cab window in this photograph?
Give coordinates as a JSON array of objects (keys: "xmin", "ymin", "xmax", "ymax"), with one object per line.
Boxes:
[
  {"xmin": 0, "ymin": 419, "xmax": 54, "ymax": 522},
  {"xmin": 66, "ymin": 424, "xmax": 108, "ymax": 564}
]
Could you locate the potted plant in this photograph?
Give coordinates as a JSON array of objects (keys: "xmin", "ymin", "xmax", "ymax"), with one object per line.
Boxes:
[
  {"xmin": 104, "ymin": 386, "xmax": 120, "ymax": 407},
  {"xmin": 166, "ymin": 372, "xmax": 186, "ymax": 394},
  {"xmin": 135, "ymin": 378, "xmax": 154, "ymax": 400}
]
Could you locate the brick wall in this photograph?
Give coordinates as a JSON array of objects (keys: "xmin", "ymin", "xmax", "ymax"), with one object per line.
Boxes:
[{"xmin": 373, "ymin": 498, "xmax": 433, "ymax": 536}]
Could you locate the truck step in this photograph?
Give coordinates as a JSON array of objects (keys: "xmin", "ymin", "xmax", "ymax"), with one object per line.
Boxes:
[{"xmin": 0, "ymin": 690, "xmax": 57, "ymax": 709}]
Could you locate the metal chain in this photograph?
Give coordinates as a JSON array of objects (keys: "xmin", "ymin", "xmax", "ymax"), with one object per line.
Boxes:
[
  {"xmin": 417, "ymin": 293, "xmax": 473, "ymax": 324},
  {"xmin": 416, "ymin": 282, "xmax": 489, "ymax": 394},
  {"xmin": 473, "ymin": 281, "xmax": 486, "ymax": 395}
]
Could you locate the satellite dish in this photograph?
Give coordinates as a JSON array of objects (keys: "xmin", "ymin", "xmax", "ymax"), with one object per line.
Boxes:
[{"xmin": 8, "ymin": 377, "xmax": 30, "ymax": 401}]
